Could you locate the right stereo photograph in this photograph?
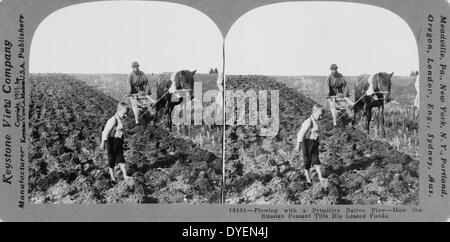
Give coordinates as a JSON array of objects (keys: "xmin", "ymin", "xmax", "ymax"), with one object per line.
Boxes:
[{"xmin": 224, "ymin": 2, "xmax": 420, "ymax": 205}]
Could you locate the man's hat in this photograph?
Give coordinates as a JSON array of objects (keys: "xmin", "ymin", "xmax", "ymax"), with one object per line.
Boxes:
[
  {"xmin": 132, "ymin": 61, "xmax": 140, "ymax": 68},
  {"xmin": 330, "ymin": 64, "xmax": 338, "ymax": 70}
]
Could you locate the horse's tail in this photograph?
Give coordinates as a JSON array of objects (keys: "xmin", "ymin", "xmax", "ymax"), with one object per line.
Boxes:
[
  {"xmin": 353, "ymin": 75, "xmax": 367, "ymax": 110},
  {"xmin": 153, "ymin": 73, "xmax": 169, "ymax": 114},
  {"xmin": 355, "ymin": 75, "xmax": 367, "ymax": 96},
  {"xmin": 156, "ymin": 73, "xmax": 170, "ymax": 99}
]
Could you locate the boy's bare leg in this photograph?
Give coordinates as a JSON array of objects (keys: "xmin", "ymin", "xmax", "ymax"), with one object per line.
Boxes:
[
  {"xmin": 303, "ymin": 169, "xmax": 312, "ymax": 183},
  {"xmin": 108, "ymin": 167, "xmax": 116, "ymax": 182},
  {"xmin": 119, "ymin": 163, "xmax": 131, "ymax": 180},
  {"xmin": 314, "ymin": 165, "xmax": 326, "ymax": 182}
]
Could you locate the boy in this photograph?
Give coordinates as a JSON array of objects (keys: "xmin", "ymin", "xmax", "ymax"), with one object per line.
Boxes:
[
  {"xmin": 295, "ymin": 104, "xmax": 326, "ymax": 183},
  {"xmin": 100, "ymin": 102, "xmax": 131, "ymax": 182}
]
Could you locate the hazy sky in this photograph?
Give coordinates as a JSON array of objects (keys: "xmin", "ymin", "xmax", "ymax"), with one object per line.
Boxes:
[
  {"xmin": 31, "ymin": 1, "xmax": 419, "ymax": 76},
  {"xmin": 30, "ymin": 1, "xmax": 223, "ymax": 74},
  {"xmin": 226, "ymin": 2, "xmax": 419, "ymax": 76}
]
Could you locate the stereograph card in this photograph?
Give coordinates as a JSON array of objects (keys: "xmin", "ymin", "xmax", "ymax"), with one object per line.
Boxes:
[{"xmin": 0, "ymin": 0, "xmax": 449, "ymax": 223}]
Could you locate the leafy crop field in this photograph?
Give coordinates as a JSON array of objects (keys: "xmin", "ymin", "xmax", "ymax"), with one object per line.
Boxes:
[
  {"xmin": 29, "ymin": 74, "xmax": 222, "ymax": 204},
  {"xmin": 275, "ymin": 75, "xmax": 419, "ymax": 159},
  {"xmin": 225, "ymin": 75, "xmax": 418, "ymax": 205}
]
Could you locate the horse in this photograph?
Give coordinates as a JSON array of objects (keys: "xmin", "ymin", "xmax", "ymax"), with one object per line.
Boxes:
[
  {"xmin": 352, "ymin": 72, "xmax": 393, "ymax": 137},
  {"xmin": 155, "ymin": 70, "xmax": 196, "ymax": 130}
]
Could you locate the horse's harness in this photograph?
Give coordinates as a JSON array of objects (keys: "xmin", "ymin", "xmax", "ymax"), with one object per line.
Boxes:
[
  {"xmin": 136, "ymin": 91, "xmax": 169, "ymax": 120},
  {"xmin": 136, "ymin": 87, "xmax": 193, "ymax": 121},
  {"xmin": 333, "ymin": 89, "xmax": 391, "ymax": 123}
]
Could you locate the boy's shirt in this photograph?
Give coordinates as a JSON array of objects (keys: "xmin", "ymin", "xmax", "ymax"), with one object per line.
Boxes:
[
  {"xmin": 102, "ymin": 113, "xmax": 124, "ymax": 141},
  {"xmin": 297, "ymin": 116, "xmax": 319, "ymax": 143}
]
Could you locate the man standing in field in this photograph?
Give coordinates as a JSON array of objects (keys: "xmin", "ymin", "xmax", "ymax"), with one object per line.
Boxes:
[
  {"xmin": 128, "ymin": 61, "xmax": 154, "ymax": 124},
  {"xmin": 326, "ymin": 64, "xmax": 354, "ymax": 126}
]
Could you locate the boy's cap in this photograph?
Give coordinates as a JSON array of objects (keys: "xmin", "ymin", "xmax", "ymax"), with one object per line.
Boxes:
[
  {"xmin": 330, "ymin": 64, "xmax": 338, "ymax": 70},
  {"xmin": 117, "ymin": 102, "xmax": 129, "ymax": 111},
  {"xmin": 132, "ymin": 61, "xmax": 140, "ymax": 67},
  {"xmin": 312, "ymin": 104, "xmax": 324, "ymax": 113}
]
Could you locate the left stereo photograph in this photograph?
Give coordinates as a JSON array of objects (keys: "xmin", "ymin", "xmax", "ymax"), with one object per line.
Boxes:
[{"xmin": 28, "ymin": 1, "xmax": 225, "ymax": 204}]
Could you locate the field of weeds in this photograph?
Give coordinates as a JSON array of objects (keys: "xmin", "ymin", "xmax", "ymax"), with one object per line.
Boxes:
[
  {"xmin": 29, "ymin": 74, "xmax": 222, "ymax": 204},
  {"xmin": 225, "ymin": 75, "xmax": 418, "ymax": 205}
]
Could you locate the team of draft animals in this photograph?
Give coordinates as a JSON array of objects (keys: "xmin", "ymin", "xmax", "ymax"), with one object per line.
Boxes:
[{"xmin": 100, "ymin": 61, "xmax": 420, "ymax": 184}]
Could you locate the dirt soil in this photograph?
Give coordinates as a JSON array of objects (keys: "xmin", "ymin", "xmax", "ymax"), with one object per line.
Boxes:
[
  {"xmin": 29, "ymin": 75, "xmax": 222, "ymax": 204},
  {"xmin": 225, "ymin": 75, "xmax": 418, "ymax": 205}
]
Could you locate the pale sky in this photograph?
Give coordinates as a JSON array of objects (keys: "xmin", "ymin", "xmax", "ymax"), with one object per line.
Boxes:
[
  {"xmin": 31, "ymin": 1, "xmax": 419, "ymax": 76},
  {"xmin": 30, "ymin": 1, "xmax": 223, "ymax": 74},
  {"xmin": 226, "ymin": 2, "xmax": 419, "ymax": 76}
]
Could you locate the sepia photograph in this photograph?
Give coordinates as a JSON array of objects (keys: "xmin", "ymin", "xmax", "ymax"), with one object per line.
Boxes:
[
  {"xmin": 28, "ymin": 1, "xmax": 224, "ymax": 204},
  {"xmin": 224, "ymin": 2, "xmax": 420, "ymax": 205}
]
